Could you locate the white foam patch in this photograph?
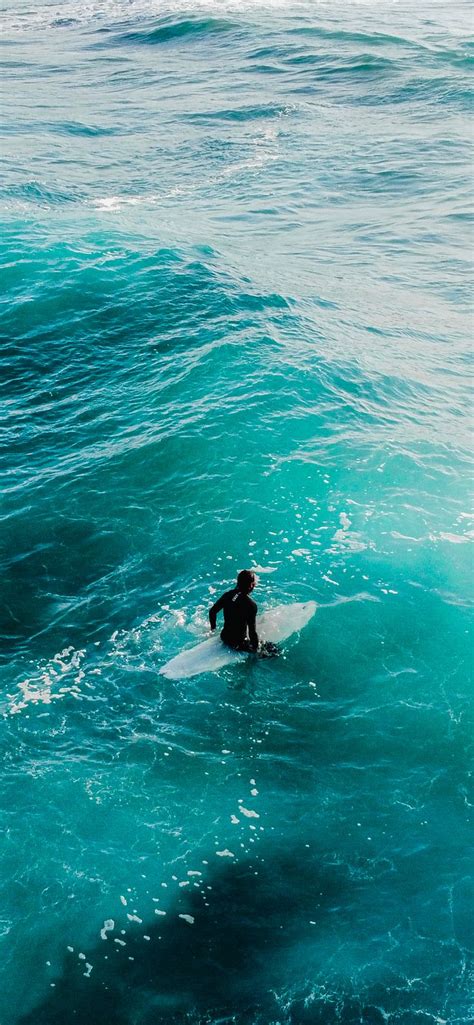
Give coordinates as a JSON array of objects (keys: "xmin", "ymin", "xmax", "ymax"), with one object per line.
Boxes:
[
  {"xmin": 178, "ymin": 914, "xmax": 195, "ymax": 925},
  {"xmin": 437, "ymin": 532, "xmax": 472, "ymax": 545},
  {"xmin": 238, "ymin": 806, "xmax": 260, "ymax": 819},
  {"xmin": 329, "ymin": 509, "xmax": 368, "ymax": 554},
  {"xmin": 331, "ymin": 530, "xmax": 367, "ymax": 552},
  {"xmin": 216, "ymin": 849, "xmax": 235, "ymax": 858},
  {"xmin": 100, "ymin": 919, "xmax": 114, "ymax": 941},
  {"xmin": 8, "ymin": 646, "xmax": 87, "ymax": 715},
  {"xmin": 127, "ymin": 914, "xmax": 142, "ymax": 923}
]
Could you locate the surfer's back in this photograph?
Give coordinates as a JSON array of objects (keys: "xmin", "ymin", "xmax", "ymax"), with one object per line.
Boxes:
[{"xmin": 209, "ymin": 578, "xmax": 258, "ymax": 651}]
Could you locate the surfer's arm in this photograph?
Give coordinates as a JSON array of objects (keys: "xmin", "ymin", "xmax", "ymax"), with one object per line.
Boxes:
[
  {"xmin": 247, "ymin": 605, "xmax": 258, "ymax": 651},
  {"xmin": 209, "ymin": 593, "xmax": 225, "ymax": 631}
]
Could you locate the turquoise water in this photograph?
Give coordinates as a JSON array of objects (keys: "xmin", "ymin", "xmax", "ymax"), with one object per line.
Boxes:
[{"xmin": 1, "ymin": 1, "xmax": 473, "ymax": 1022}]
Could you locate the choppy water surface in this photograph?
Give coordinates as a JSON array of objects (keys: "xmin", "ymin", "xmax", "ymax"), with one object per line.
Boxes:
[{"xmin": 1, "ymin": 1, "xmax": 473, "ymax": 1022}]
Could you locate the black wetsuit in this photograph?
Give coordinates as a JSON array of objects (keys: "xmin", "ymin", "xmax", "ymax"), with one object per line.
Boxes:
[{"xmin": 209, "ymin": 588, "xmax": 258, "ymax": 651}]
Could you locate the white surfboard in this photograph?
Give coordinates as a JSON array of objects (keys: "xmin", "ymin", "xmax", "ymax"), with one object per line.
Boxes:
[{"xmin": 159, "ymin": 601, "xmax": 317, "ymax": 680}]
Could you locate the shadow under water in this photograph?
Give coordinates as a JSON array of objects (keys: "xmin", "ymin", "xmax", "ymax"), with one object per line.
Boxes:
[{"xmin": 18, "ymin": 849, "xmax": 354, "ymax": 1025}]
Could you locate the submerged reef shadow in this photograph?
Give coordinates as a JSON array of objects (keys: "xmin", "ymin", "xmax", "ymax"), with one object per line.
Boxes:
[{"xmin": 18, "ymin": 848, "xmax": 350, "ymax": 1025}]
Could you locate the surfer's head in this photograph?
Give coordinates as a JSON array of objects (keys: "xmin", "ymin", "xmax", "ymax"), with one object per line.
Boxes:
[{"xmin": 237, "ymin": 569, "xmax": 256, "ymax": 594}]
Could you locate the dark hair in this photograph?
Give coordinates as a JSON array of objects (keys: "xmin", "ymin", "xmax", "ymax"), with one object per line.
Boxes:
[{"xmin": 237, "ymin": 569, "xmax": 255, "ymax": 593}]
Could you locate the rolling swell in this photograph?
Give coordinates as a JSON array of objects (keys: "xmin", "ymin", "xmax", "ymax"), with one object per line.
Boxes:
[
  {"xmin": 117, "ymin": 14, "xmax": 237, "ymax": 47},
  {"xmin": 0, "ymin": 240, "xmax": 297, "ymax": 650},
  {"xmin": 183, "ymin": 103, "xmax": 295, "ymax": 123}
]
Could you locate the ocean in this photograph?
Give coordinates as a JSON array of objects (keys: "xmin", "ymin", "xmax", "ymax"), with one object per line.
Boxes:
[{"xmin": 1, "ymin": 1, "xmax": 473, "ymax": 1023}]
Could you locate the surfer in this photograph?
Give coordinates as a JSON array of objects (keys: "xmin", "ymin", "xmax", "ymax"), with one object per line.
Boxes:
[{"xmin": 209, "ymin": 570, "xmax": 259, "ymax": 653}]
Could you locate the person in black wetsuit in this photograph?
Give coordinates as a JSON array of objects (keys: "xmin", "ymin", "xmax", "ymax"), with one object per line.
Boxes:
[{"xmin": 209, "ymin": 570, "xmax": 259, "ymax": 652}]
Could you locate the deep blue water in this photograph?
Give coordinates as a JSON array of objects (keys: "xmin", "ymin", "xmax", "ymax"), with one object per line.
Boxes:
[{"xmin": 1, "ymin": 2, "xmax": 473, "ymax": 1023}]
